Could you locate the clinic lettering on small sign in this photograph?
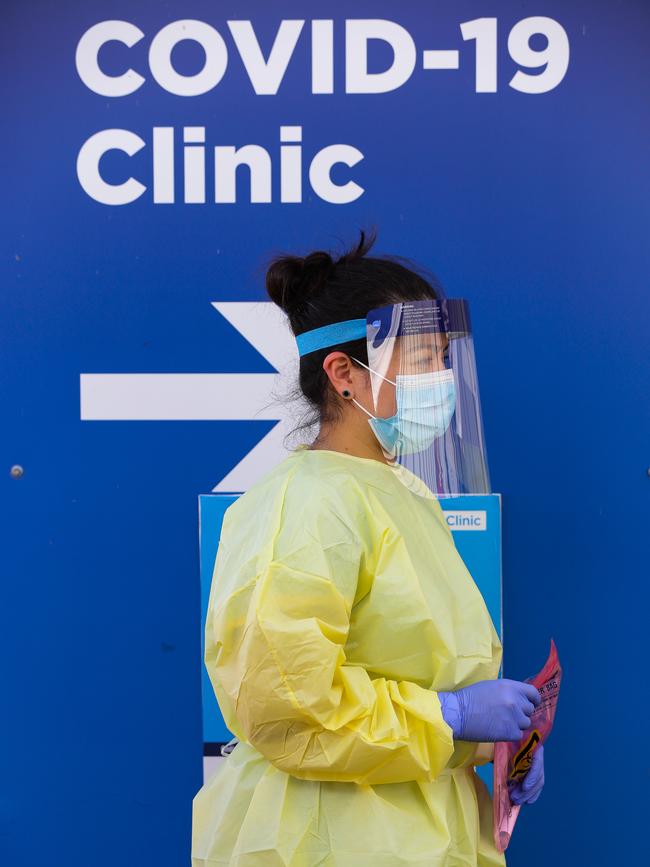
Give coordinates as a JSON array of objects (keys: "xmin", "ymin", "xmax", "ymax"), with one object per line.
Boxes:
[
  {"xmin": 75, "ymin": 17, "xmax": 570, "ymax": 205},
  {"xmin": 444, "ymin": 511, "xmax": 487, "ymax": 531}
]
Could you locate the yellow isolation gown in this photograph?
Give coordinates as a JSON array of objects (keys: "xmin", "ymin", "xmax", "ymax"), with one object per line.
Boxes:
[{"xmin": 192, "ymin": 443, "xmax": 506, "ymax": 866}]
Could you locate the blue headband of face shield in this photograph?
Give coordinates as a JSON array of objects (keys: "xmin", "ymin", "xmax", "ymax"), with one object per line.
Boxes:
[{"xmin": 295, "ymin": 318, "xmax": 367, "ymax": 356}]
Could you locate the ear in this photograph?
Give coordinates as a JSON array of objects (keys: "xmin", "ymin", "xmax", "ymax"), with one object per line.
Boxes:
[{"xmin": 322, "ymin": 352, "xmax": 357, "ymax": 393}]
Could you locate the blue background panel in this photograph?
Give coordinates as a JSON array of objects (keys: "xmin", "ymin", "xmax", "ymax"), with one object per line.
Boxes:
[
  {"xmin": 198, "ymin": 494, "xmax": 505, "ymax": 768},
  {"xmin": 2, "ymin": 3, "xmax": 648, "ymax": 865}
]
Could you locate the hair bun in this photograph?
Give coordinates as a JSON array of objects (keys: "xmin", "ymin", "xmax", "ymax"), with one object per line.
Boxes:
[{"xmin": 266, "ymin": 250, "xmax": 335, "ymax": 317}]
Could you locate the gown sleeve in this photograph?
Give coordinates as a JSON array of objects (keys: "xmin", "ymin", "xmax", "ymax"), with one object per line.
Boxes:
[{"xmin": 205, "ymin": 478, "xmax": 456, "ymax": 786}]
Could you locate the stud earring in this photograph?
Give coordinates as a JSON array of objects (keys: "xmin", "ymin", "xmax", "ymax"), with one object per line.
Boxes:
[{"xmin": 342, "ymin": 389, "xmax": 351, "ymax": 398}]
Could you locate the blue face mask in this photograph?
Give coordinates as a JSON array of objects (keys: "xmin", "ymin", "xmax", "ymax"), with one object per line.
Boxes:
[{"xmin": 349, "ymin": 357, "xmax": 457, "ymax": 456}]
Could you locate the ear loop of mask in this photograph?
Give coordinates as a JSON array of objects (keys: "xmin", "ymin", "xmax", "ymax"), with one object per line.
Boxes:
[{"xmin": 346, "ymin": 356, "xmax": 396, "ymax": 420}]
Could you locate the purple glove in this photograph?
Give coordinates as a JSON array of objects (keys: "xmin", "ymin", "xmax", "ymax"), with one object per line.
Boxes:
[
  {"xmin": 438, "ymin": 679, "xmax": 541, "ymax": 742},
  {"xmin": 509, "ymin": 745, "xmax": 545, "ymax": 805}
]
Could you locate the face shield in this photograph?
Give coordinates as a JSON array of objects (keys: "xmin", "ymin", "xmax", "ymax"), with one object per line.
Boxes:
[
  {"xmin": 294, "ymin": 298, "xmax": 491, "ymax": 497},
  {"xmin": 350, "ymin": 299, "xmax": 490, "ymax": 496}
]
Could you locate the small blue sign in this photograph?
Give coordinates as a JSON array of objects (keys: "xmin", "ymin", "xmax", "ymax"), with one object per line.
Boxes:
[{"xmin": 198, "ymin": 492, "xmax": 503, "ymax": 789}]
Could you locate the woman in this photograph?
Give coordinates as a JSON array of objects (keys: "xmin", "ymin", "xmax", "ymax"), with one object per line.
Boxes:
[{"xmin": 192, "ymin": 229, "xmax": 545, "ymax": 866}]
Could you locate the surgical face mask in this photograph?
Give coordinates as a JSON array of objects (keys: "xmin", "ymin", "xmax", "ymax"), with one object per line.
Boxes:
[{"xmin": 349, "ymin": 357, "xmax": 457, "ymax": 456}]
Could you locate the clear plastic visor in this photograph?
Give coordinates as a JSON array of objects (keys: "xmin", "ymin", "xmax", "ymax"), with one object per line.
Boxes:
[{"xmin": 356, "ymin": 299, "xmax": 490, "ymax": 496}]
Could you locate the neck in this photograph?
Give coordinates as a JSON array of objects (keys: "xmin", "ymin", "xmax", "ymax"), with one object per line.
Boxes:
[{"xmin": 309, "ymin": 425, "xmax": 393, "ymax": 465}]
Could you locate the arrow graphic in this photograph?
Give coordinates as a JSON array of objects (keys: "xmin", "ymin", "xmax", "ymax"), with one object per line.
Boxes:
[{"xmin": 80, "ymin": 302, "xmax": 308, "ymax": 491}]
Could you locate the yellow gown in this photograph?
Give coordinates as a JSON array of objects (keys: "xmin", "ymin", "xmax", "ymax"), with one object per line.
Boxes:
[{"xmin": 192, "ymin": 444, "xmax": 506, "ymax": 866}]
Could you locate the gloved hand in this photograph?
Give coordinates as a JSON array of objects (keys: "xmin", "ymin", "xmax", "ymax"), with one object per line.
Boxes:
[
  {"xmin": 508, "ymin": 745, "xmax": 545, "ymax": 805},
  {"xmin": 438, "ymin": 679, "xmax": 541, "ymax": 742}
]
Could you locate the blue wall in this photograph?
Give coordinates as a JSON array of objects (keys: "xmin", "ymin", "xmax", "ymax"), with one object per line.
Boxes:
[{"xmin": 2, "ymin": 2, "xmax": 648, "ymax": 865}]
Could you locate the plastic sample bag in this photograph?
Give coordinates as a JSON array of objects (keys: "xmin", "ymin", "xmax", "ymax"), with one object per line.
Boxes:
[{"xmin": 493, "ymin": 639, "xmax": 562, "ymax": 852}]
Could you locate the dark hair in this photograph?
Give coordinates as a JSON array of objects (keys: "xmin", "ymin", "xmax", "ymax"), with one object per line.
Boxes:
[{"xmin": 262, "ymin": 225, "xmax": 445, "ymax": 438}]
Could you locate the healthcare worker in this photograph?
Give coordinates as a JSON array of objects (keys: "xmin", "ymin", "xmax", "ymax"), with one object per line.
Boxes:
[{"xmin": 192, "ymin": 228, "xmax": 545, "ymax": 866}]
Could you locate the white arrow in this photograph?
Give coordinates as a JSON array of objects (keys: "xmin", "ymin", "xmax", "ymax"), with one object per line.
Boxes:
[
  {"xmin": 211, "ymin": 301, "xmax": 293, "ymax": 371},
  {"xmin": 80, "ymin": 302, "xmax": 313, "ymax": 492},
  {"xmin": 79, "ymin": 373, "xmax": 284, "ymax": 421},
  {"xmin": 209, "ymin": 301, "xmax": 309, "ymax": 492}
]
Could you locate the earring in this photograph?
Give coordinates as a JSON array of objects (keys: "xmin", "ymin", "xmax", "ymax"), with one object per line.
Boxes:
[{"xmin": 342, "ymin": 389, "xmax": 350, "ymax": 398}]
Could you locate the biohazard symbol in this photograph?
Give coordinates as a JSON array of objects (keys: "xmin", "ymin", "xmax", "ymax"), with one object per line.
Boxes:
[{"xmin": 509, "ymin": 730, "xmax": 541, "ymax": 781}]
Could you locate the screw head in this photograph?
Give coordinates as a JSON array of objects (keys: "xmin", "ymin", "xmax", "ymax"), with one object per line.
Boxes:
[{"xmin": 10, "ymin": 465, "xmax": 24, "ymax": 478}]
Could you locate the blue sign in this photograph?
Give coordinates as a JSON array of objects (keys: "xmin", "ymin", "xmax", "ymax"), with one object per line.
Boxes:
[
  {"xmin": 198, "ymin": 491, "xmax": 503, "ymax": 791},
  {"xmin": 3, "ymin": 3, "xmax": 648, "ymax": 865}
]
